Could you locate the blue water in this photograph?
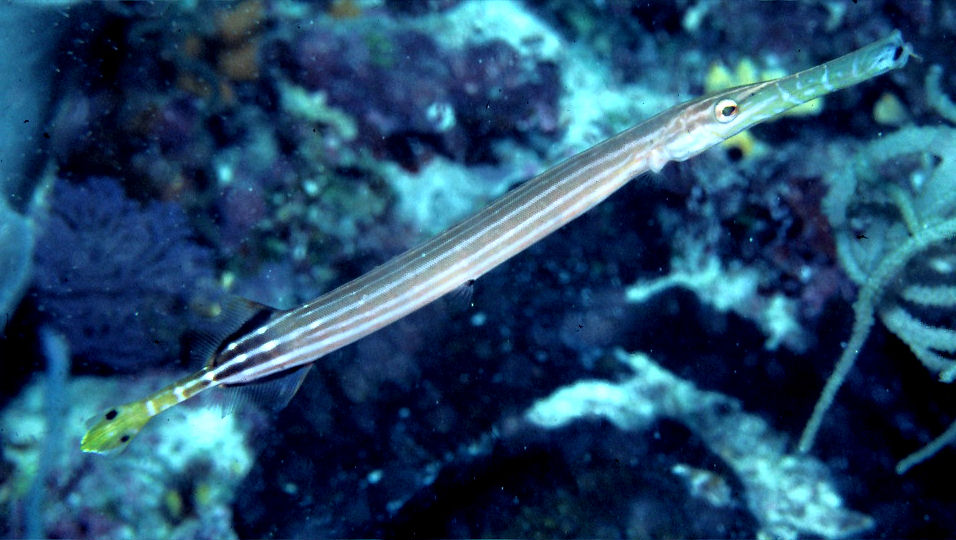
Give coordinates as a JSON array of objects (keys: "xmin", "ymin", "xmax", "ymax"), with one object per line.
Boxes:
[{"xmin": 1, "ymin": 1, "xmax": 953, "ymax": 538}]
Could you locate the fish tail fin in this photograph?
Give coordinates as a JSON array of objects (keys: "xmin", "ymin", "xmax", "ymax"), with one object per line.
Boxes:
[
  {"xmin": 80, "ymin": 398, "xmax": 155, "ymax": 454},
  {"xmin": 81, "ymin": 368, "xmax": 212, "ymax": 454}
]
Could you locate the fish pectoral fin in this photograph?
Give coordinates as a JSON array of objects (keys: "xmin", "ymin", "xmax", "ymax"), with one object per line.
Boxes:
[
  {"xmin": 221, "ymin": 364, "xmax": 313, "ymax": 415},
  {"xmin": 444, "ymin": 278, "xmax": 477, "ymax": 313}
]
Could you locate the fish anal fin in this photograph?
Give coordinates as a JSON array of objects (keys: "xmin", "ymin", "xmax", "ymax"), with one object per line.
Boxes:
[{"xmin": 219, "ymin": 364, "xmax": 313, "ymax": 416}]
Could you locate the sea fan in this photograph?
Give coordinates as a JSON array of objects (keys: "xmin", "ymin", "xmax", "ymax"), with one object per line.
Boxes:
[{"xmin": 33, "ymin": 177, "xmax": 215, "ymax": 371}]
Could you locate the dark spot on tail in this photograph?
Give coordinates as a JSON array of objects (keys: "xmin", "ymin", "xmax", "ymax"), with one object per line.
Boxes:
[
  {"xmin": 120, "ymin": 434, "xmax": 130, "ymax": 443},
  {"xmin": 893, "ymin": 46, "xmax": 903, "ymax": 61},
  {"xmin": 105, "ymin": 409, "xmax": 118, "ymax": 420}
]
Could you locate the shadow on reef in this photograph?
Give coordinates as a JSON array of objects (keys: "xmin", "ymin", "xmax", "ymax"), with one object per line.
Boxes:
[
  {"xmin": 235, "ymin": 417, "xmax": 758, "ymax": 539},
  {"xmin": 379, "ymin": 421, "xmax": 757, "ymax": 539}
]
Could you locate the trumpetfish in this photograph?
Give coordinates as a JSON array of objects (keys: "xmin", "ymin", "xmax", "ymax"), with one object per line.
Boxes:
[{"xmin": 81, "ymin": 31, "xmax": 912, "ymax": 454}]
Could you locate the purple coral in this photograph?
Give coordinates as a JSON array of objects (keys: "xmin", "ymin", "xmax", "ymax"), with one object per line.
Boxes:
[
  {"xmin": 32, "ymin": 177, "xmax": 215, "ymax": 372},
  {"xmin": 288, "ymin": 26, "xmax": 559, "ymax": 168}
]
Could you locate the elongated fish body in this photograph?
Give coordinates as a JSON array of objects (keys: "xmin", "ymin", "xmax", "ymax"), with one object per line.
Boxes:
[{"xmin": 81, "ymin": 31, "xmax": 912, "ymax": 454}]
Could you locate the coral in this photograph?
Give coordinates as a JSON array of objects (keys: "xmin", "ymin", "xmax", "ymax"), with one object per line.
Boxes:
[
  {"xmin": 214, "ymin": 0, "xmax": 264, "ymax": 83},
  {"xmin": 22, "ymin": 327, "xmax": 70, "ymax": 540},
  {"xmin": 287, "ymin": 17, "xmax": 560, "ymax": 168},
  {"xmin": 279, "ymin": 82, "xmax": 358, "ymax": 142},
  {"xmin": 215, "ymin": 0, "xmax": 263, "ymax": 46},
  {"xmin": 626, "ymin": 251, "xmax": 803, "ymax": 350},
  {"xmin": 381, "ymin": 149, "xmax": 543, "ymax": 235},
  {"xmin": 412, "ymin": 0, "xmax": 562, "ymax": 62},
  {"xmin": 799, "ymin": 66, "xmax": 956, "ymax": 472},
  {"xmin": 32, "ymin": 177, "xmax": 216, "ymax": 371},
  {"xmin": 526, "ymin": 350, "xmax": 872, "ymax": 540},
  {"xmin": 872, "ymin": 92, "xmax": 909, "ymax": 126}
]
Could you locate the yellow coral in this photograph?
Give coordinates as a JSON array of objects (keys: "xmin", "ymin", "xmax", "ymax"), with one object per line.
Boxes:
[{"xmin": 873, "ymin": 92, "xmax": 909, "ymax": 126}]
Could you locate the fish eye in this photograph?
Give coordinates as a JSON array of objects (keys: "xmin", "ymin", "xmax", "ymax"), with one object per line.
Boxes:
[{"xmin": 714, "ymin": 98, "xmax": 739, "ymax": 123}]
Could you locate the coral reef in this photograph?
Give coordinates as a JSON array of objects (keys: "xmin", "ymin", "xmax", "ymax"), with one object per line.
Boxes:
[
  {"xmin": 1, "ymin": 0, "xmax": 954, "ymax": 538},
  {"xmin": 626, "ymin": 249, "xmax": 803, "ymax": 351},
  {"xmin": 526, "ymin": 350, "xmax": 873, "ymax": 540},
  {"xmin": 286, "ymin": 15, "xmax": 561, "ymax": 168}
]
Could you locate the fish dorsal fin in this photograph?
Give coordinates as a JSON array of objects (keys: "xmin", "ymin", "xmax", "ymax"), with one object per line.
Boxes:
[
  {"xmin": 218, "ymin": 364, "xmax": 313, "ymax": 416},
  {"xmin": 191, "ymin": 297, "xmax": 278, "ymax": 367}
]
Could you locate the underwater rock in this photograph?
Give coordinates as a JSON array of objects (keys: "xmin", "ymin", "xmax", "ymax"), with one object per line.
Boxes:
[{"xmin": 526, "ymin": 350, "xmax": 873, "ymax": 540}]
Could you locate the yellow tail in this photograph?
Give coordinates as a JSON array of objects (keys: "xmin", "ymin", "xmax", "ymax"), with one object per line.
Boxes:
[
  {"xmin": 81, "ymin": 368, "xmax": 212, "ymax": 454},
  {"xmin": 81, "ymin": 399, "xmax": 154, "ymax": 454}
]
